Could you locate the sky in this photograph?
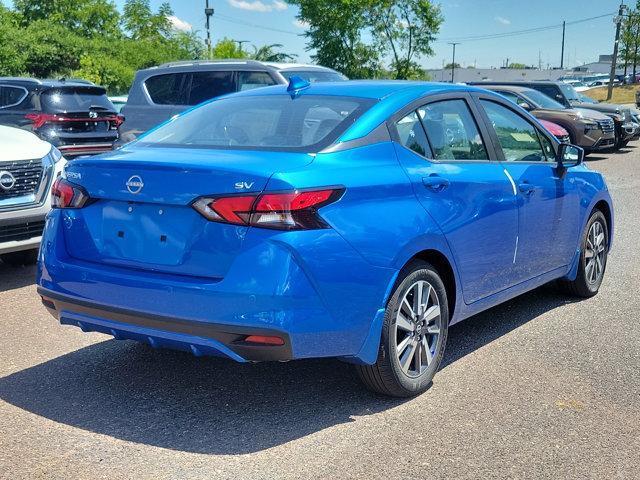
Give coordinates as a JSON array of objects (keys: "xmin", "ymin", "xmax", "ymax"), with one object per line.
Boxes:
[{"xmin": 3, "ymin": 0, "xmax": 626, "ymax": 69}]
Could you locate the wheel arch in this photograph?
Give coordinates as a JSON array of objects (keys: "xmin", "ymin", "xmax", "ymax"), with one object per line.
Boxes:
[
  {"xmin": 592, "ymin": 199, "xmax": 613, "ymax": 246},
  {"xmin": 407, "ymin": 249, "xmax": 458, "ymax": 323}
]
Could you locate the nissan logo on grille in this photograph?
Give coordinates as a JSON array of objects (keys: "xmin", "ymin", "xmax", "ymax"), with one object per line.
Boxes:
[
  {"xmin": 126, "ymin": 175, "xmax": 144, "ymax": 194},
  {"xmin": 0, "ymin": 171, "xmax": 16, "ymax": 191}
]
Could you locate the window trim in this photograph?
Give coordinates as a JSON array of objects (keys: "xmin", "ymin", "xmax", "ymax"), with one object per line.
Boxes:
[
  {"xmin": 0, "ymin": 85, "xmax": 29, "ymax": 109},
  {"xmin": 388, "ymin": 92, "xmax": 498, "ymax": 164},
  {"xmin": 471, "ymin": 92, "xmax": 559, "ymax": 165}
]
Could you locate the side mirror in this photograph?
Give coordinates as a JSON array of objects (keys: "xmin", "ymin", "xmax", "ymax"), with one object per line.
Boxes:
[{"xmin": 558, "ymin": 143, "xmax": 584, "ymax": 168}]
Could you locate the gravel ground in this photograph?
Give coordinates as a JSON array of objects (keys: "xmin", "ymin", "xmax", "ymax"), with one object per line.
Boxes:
[{"xmin": 1, "ymin": 148, "xmax": 638, "ymax": 480}]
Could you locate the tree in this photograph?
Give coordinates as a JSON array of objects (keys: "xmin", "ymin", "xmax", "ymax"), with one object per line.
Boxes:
[
  {"xmin": 286, "ymin": 0, "xmax": 382, "ymax": 79},
  {"xmin": 444, "ymin": 62, "xmax": 460, "ymax": 69},
  {"xmin": 369, "ymin": 0, "xmax": 443, "ymax": 79},
  {"xmin": 508, "ymin": 62, "xmax": 528, "ymax": 69},
  {"xmin": 251, "ymin": 44, "xmax": 297, "ymax": 62},
  {"xmin": 211, "ymin": 38, "xmax": 247, "ymax": 59},
  {"xmin": 13, "ymin": 0, "xmax": 120, "ymax": 38},
  {"xmin": 288, "ymin": 0, "xmax": 442, "ymax": 79},
  {"xmin": 122, "ymin": 0, "xmax": 173, "ymax": 40}
]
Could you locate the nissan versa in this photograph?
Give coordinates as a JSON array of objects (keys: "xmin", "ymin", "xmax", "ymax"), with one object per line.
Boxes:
[{"xmin": 37, "ymin": 80, "xmax": 613, "ymax": 397}]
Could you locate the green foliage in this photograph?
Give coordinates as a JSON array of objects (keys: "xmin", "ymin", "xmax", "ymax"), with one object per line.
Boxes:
[
  {"xmin": 251, "ymin": 44, "xmax": 297, "ymax": 62},
  {"xmin": 444, "ymin": 62, "xmax": 460, "ymax": 69},
  {"xmin": 287, "ymin": 0, "xmax": 442, "ymax": 79},
  {"xmin": 0, "ymin": 0, "xmax": 203, "ymax": 94},
  {"xmin": 508, "ymin": 63, "xmax": 528, "ymax": 69},
  {"xmin": 211, "ymin": 38, "xmax": 248, "ymax": 59}
]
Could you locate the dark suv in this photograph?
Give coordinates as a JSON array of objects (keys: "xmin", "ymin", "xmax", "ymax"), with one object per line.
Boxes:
[
  {"xmin": 0, "ymin": 78, "xmax": 122, "ymax": 157},
  {"xmin": 470, "ymin": 80, "xmax": 636, "ymax": 149},
  {"xmin": 119, "ymin": 60, "xmax": 346, "ymax": 143}
]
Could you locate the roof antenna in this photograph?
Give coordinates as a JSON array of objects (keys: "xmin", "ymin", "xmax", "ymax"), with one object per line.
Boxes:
[{"xmin": 287, "ymin": 76, "xmax": 310, "ymax": 98}]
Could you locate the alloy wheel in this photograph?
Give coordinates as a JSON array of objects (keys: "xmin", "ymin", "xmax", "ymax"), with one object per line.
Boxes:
[
  {"xmin": 585, "ymin": 220, "xmax": 606, "ymax": 285},
  {"xmin": 395, "ymin": 280, "xmax": 442, "ymax": 378}
]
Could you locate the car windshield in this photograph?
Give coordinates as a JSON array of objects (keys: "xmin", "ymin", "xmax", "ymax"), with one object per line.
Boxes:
[
  {"xmin": 578, "ymin": 93, "xmax": 597, "ymax": 104},
  {"xmin": 138, "ymin": 94, "xmax": 374, "ymax": 152},
  {"xmin": 279, "ymin": 70, "xmax": 347, "ymax": 83},
  {"xmin": 558, "ymin": 82, "xmax": 581, "ymax": 102},
  {"xmin": 41, "ymin": 87, "xmax": 115, "ymax": 113},
  {"xmin": 522, "ymin": 89, "xmax": 566, "ymax": 110}
]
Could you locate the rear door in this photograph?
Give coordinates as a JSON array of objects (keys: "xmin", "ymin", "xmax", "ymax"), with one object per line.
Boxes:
[
  {"xmin": 472, "ymin": 94, "xmax": 582, "ymax": 280},
  {"xmin": 391, "ymin": 93, "xmax": 519, "ymax": 304}
]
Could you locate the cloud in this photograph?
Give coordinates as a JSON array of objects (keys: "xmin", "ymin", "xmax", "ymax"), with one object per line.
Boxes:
[
  {"xmin": 228, "ymin": 0, "xmax": 288, "ymax": 12},
  {"xmin": 495, "ymin": 16, "xmax": 511, "ymax": 25},
  {"xmin": 292, "ymin": 19, "xmax": 309, "ymax": 29},
  {"xmin": 168, "ymin": 15, "xmax": 192, "ymax": 31}
]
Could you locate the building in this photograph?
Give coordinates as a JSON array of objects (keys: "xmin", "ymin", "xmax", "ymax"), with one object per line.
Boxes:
[{"xmin": 425, "ymin": 67, "xmax": 574, "ymax": 83}]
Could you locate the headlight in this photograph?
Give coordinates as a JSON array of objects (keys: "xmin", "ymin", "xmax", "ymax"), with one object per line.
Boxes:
[
  {"xmin": 581, "ymin": 121, "xmax": 599, "ymax": 130},
  {"xmin": 49, "ymin": 146, "xmax": 63, "ymax": 163}
]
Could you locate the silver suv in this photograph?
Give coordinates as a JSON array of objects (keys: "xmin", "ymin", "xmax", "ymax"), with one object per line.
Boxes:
[
  {"xmin": 119, "ymin": 60, "xmax": 346, "ymax": 144},
  {"xmin": 0, "ymin": 126, "xmax": 66, "ymax": 266}
]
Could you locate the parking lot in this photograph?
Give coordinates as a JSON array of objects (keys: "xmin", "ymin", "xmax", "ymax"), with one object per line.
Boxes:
[{"xmin": 0, "ymin": 146, "xmax": 638, "ymax": 479}]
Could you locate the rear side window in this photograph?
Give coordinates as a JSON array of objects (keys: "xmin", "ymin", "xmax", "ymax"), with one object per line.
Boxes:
[
  {"xmin": 238, "ymin": 71, "xmax": 276, "ymax": 91},
  {"xmin": 40, "ymin": 87, "xmax": 114, "ymax": 113},
  {"xmin": 480, "ymin": 100, "xmax": 547, "ymax": 162},
  {"xmin": 532, "ymin": 85, "xmax": 565, "ymax": 106},
  {"xmin": 418, "ymin": 100, "xmax": 488, "ymax": 161},
  {"xmin": 188, "ymin": 71, "xmax": 235, "ymax": 105},
  {"xmin": 0, "ymin": 86, "xmax": 28, "ymax": 108},
  {"xmin": 396, "ymin": 111, "xmax": 431, "ymax": 157},
  {"xmin": 138, "ymin": 95, "xmax": 375, "ymax": 152},
  {"xmin": 145, "ymin": 73, "xmax": 188, "ymax": 105}
]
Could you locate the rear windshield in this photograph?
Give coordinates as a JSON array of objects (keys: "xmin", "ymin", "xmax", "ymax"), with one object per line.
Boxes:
[
  {"xmin": 279, "ymin": 70, "xmax": 347, "ymax": 83},
  {"xmin": 138, "ymin": 94, "xmax": 375, "ymax": 152},
  {"xmin": 41, "ymin": 87, "xmax": 115, "ymax": 113}
]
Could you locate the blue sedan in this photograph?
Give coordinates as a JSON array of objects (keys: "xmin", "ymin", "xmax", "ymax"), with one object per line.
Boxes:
[{"xmin": 38, "ymin": 79, "xmax": 613, "ymax": 397}]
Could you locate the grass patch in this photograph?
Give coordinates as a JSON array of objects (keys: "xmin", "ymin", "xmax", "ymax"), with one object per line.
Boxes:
[{"xmin": 583, "ymin": 85, "xmax": 640, "ymax": 104}]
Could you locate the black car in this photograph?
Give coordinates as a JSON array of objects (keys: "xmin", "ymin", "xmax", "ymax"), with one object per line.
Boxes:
[
  {"xmin": 119, "ymin": 60, "xmax": 346, "ymax": 144},
  {"xmin": 470, "ymin": 80, "xmax": 636, "ymax": 149},
  {"xmin": 0, "ymin": 78, "xmax": 122, "ymax": 157}
]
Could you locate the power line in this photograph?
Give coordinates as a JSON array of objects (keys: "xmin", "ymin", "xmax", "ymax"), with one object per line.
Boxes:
[
  {"xmin": 214, "ymin": 13, "xmax": 301, "ymax": 36},
  {"xmin": 436, "ymin": 12, "xmax": 615, "ymax": 43}
]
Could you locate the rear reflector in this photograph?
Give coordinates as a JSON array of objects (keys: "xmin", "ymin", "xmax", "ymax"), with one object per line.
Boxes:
[
  {"xmin": 192, "ymin": 187, "xmax": 343, "ymax": 230},
  {"xmin": 244, "ymin": 335, "xmax": 285, "ymax": 346}
]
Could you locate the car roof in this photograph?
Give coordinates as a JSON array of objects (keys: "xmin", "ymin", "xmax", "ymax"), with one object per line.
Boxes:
[
  {"xmin": 475, "ymin": 84, "xmax": 539, "ymax": 94},
  {"xmin": 141, "ymin": 59, "xmax": 339, "ymax": 74},
  {"xmin": 0, "ymin": 77, "xmax": 98, "ymax": 89}
]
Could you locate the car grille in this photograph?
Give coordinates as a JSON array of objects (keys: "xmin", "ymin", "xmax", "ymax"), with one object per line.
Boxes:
[
  {"xmin": 0, "ymin": 220, "xmax": 45, "ymax": 243},
  {"xmin": 0, "ymin": 159, "xmax": 44, "ymax": 200},
  {"xmin": 597, "ymin": 119, "xmax": 615, "ymax": 135}
]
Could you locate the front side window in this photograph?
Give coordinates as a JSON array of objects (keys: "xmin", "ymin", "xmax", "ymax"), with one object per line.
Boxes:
[
  {"xmin": 138, "ymin": 95, "xmax": 375, "ymax": 152},
  {"xmin": 395, "ymin": 111, "xmax": 431, "ymax": 157},
  {"xmin": 0, "ymin": 86, "xmax": 28, "ymax": 108},
  {"xmin": 238, "ymin": 71, "xmax": 276, "ymax": 91},
  {"xmin": 417, "ymin": 99, "xmax": 488, "ymax": 161},
  {"xmin": 188, "ymin": 71, "xmax": 236, "ymax": 105},
  {"xmin": 480, "ymin": 100, "xmax": 547, "ymax": 162}
]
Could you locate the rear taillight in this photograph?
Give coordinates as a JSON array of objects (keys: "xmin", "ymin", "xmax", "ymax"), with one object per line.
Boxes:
[
  {"xmin": 25, "ymin": 113, "xmax": 56, "ymax": 129},
  {"xmin": 51, "ymin": 177, "xmax": 90, "ymax": 209},
  {"xmin": 192, "ymin": 188, "xmax": 343, "ymax": 230},
  {"xmin": 111, "ymin": 114, "xmax": 125, "ymax": 130}
]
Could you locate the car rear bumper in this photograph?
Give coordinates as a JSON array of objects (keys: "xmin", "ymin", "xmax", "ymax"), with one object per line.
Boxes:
[
  {"xmin": 37, "ymin": 210, "xmax": 396, "ymax": 363},
  {"xmin": 38, "ymin": 287, "xmax": 293, "ymax": 362}
]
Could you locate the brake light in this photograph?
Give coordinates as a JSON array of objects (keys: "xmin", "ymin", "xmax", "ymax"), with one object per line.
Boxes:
[
  {"xmin": 112, "ymin": 114, "xmax": 125, "ymax": 129},
  {"xmin": 25, "ymin": 113, "xmax": 56, "ymax": 129},
  {"xmin": 243, "ymin": 335, "xmax": 285, "ymax": 346},
  {"xmin": 192, "ymin": 188, "xmax": 343, "ymax": 230},
  {"xmin": 51, "ymin": 177, "xmax": 90, "ymax": 208}
]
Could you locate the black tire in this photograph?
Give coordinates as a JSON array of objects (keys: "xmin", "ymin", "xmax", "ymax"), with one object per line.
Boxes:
[
  {"xmin": 356, "ymin": 260, "xmax": 449, "ymax": 397},
  {"xmin": 0, "ymin": 249, "xmax": 38, "ymax": 267},
  {"xmin": 558, "ymin": 210, "xmax": 609, "ymax": 298}
]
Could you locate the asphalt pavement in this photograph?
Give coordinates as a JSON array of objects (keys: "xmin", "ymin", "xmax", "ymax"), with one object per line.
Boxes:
[{"xmin": 1, "ymin": 148, "xmax": 639, "ymax": 480}]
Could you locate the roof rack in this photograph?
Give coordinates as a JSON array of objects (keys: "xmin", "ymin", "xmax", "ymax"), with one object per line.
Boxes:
[{"xmin": 156, "ymin": 59, "xmax": 267, "ymax": 68}]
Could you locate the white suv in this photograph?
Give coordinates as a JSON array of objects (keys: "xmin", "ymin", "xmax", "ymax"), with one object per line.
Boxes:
[{"xmin": 0, "ymin": 125, "xmax": 66, "ymax": 266}]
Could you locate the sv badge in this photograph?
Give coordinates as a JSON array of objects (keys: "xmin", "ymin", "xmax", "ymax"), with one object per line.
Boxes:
[{"xmin": 234, "ymin": 181, "xmax": 255, "ymax": 190}]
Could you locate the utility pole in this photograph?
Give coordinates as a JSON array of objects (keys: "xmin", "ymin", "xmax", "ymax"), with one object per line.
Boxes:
[
  {"xmin": 205, "ymin": 0, "xmax": 214, "ymax": 59},
  {"xmin": 448, "ymin": 42, "xmax": 460, "ymax": 83},
  {"xmin": 560, "ymin": 20, "xmax": 566, "ymax": 68},
  {"xmin": 233, "ymin": 40, "xmax": 250, "ymax": 55},
  {"xmin": 608, "ymin": 2, "xmax": 627, "ymax": 100}
]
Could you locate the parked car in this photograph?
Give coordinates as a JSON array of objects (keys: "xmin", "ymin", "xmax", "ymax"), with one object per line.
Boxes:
[
  {"xmin": 470, "ymin": 81, "xmax": 636, "ymax": 148},
  {"xmin": 479, "ymin": 85, "xmax": 616, "ymax": 152},
  {"xmin": 38, "ymin": 80, "xmax": 613, "ymax": 397},
  {"xmin": 108, "ymin": 95, "xmax": 128, "ymax": 113},
  {"xmin": 0, "ymin": 125, "xmax": 66, "ymax": 266},
  {"xmin": 538, "ymin": 119, "xmax": 571, "ymax": 143},
  {"xmin": 562, "ymin": 79, "xmax": 590, "ymax": 92},
  {"xmin": 588, "ymin": 79, "xmax": 619, "ymax": 88},
  {"xmin": 636, "ymin": 89, "xmax": 640, "ymax": 108},
  {"xmin": 0, "ymin": 78, "xmax": 123, "ymax": 157},
  {"xmin": 119, "ymin": 60, "xmax": 346, "ymax": 143}
]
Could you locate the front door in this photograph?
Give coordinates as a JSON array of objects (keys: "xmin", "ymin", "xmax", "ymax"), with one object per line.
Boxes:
[
  {"xmin": 474, "ymin": 96, "xmax": 581, "ymax": 281},
  {"xmin": 392, "ymin": 94, "xmax": 519, "ymax": 304}
]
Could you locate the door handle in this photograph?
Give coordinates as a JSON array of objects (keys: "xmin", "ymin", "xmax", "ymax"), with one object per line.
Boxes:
[
  {"xmin": 518, "ymin": 182, "xmax": 536, "ymax": 196},
  {"xmin": 422, "ymin": 175, "xmax": 450, "ymax": 192}
]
